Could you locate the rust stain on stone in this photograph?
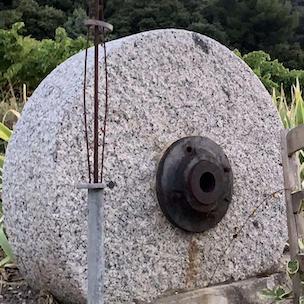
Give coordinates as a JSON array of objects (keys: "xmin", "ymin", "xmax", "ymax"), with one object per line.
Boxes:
[{"xmin": 185, "ymin": 238, "xmax": 200, "ymax": 288}]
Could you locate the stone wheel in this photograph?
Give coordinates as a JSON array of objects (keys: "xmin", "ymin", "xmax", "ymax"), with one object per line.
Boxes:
[{"xmin": 3, "ymin": 29, "xmax": 286, "ymax": 304}]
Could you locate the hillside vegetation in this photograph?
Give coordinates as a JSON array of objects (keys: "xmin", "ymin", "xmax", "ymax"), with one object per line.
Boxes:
[{"xmin": 0, "ymin": 0, "xmax": 304, "ymax": 69}]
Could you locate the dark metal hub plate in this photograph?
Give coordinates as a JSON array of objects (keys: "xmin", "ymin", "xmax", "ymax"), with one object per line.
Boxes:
[{"xmin": 156, "ymin": 136, "xmax": 233, "ymax": 232}]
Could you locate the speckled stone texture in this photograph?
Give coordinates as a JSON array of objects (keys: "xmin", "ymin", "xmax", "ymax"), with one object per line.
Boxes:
[{"xmin": 3, "ymin": 29, "xmax": 286, "ymax": 304}]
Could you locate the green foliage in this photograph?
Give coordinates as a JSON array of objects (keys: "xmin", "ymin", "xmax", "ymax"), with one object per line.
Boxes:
[
  {"xmin": 104, "ymin": 0, "xmax": 304, "ymax": 69},
  {"xmin": 0, "ymin": 120, "xmax": 14, "ymax": 267},
  {"xmin": 211, "ymin": 0, "xmax": 298, "ymax": 50},
  {"xmin": 287, "ymin": 259, "xmax": 300, "ymax": 275},
  {"xmin": 0, "ymin": 123, "xmax": 12, "ymax": 143},
  {"xmin": 272, "ymin": 79, "xmax": 304, "ymax": 128},
  {"xmin": 64, "ymin": 8, "xmax": 87, "ymax": 39},
  {"xmin": 259, "ymin": 286, "xmax": 292, "ymax": 301},
  {"xmin": 0, "ymin": 0, "xmax": 66, "ymax": 39},
  {"xmin": 105, "ymin": 0, "xmax": 224, "ymax": 40},
  {"xmin": 237, "ymin": 50, "xmax": 304, "ymax": 94},
  {"xmin": 0, "ymin": 0, "xmax": 87, "ymax": 39},
  {"xmin": 1, "ymin": 0, "xmax": 304, "ymax": 69},
  {"xmin": 0, "ymin": 22, "xmax": 87, "ymax": 95},
  {"xmin": 0, "ymin": 8, "xmax": 22, "ymax": 29},
  {"xmin": 272, "ymin": 79, "xmax": 304, "ymax": 185},
  {"xmin": 0, "ymin": 219, "xmax": 14, "ymax": 267},
  {"xmin": 38, "ymin": 0, "xmax": 76, "ymax": 12}
]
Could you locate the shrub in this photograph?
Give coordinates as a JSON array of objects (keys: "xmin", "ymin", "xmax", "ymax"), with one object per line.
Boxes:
[
  {"xmin": 273, "ymin": 79, "xmax": 304, "ymax": 185},
  {"xmin": 0, "ymin": 121, "xmax": 14, "ymax": 267},
  {"xmin": 0, "ymin": 22, "xmax": 87, "ymax": 101},
  {"xmin": 236, "ymin": 50, "xmax": 304, "ymax": 96}
]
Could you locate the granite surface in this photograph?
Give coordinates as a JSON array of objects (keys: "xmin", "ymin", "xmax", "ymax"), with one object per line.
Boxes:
[{"xmin": 3, "ymin": 29, "xmax": 287, "ymax": 303}]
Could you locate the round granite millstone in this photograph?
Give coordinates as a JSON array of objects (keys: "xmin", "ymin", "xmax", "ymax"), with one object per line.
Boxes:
[{"xmin": 3, "ymin": 29, "xmax": 287, "ymax": 304}]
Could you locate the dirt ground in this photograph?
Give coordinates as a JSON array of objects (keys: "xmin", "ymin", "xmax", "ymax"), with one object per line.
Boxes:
[
  {"xmin": 0, "ymin": 263, "xmax": 40, "ymax": 304},
  {"xmin": 0, "ymin": 282, "xmax": 40, "ymax": 304},
  {"xmin": 0, "ymin": 276, "xmax": 58, "ymax": 304},
  {"xmin": 0, "ymin": 250, "xmax": 58, "ymax": 304}
]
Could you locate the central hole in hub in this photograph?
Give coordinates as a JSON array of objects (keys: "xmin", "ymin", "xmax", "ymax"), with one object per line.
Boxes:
[{"xmin": 200, "ymin": 172, "xmax": 215, "ymax": 193}]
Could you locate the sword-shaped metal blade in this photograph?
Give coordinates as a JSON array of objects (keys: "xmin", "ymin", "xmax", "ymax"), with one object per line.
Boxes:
[
  {"xmin": 88, "ymin": 186, "xmax": 104, "ymax": 304},
  {"xmin": 78, "ymin": 183, "xmax": 105, "ymax": 304},
  {"xmin": 81, "ymin": 0, "xmax": 112, "ymax": 302}
]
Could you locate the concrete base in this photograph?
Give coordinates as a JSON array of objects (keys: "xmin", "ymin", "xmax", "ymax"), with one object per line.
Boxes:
[{"xmin": 150, "ymin": 274, "xmax": 291, "ymax": 304}]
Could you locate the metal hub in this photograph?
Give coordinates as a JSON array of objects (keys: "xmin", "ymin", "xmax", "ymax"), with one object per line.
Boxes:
[{"xmin": 156, "ymin": 136, "xmax": 233, "ymax": 232}]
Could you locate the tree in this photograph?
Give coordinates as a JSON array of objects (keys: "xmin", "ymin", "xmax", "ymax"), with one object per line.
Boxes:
[
  {"xmin": 207, "ymin": 0, "xmax": 298, "ymax": 50},
  {"xmin": 1, "ymin": 0, "xmax": 304, "ymax": 69},
  {"xmin": 105, "ymin": 0, "xmax": 225, "ymax": 40},
  {"xmin": 203, "ymin": 0, "xmax": 301, "ymax": 68},
  {"xmin": 14, "ymin": 0, "xmax": 65, "ymax": 39},
  {"xmin": 0, "ymin": 0, "xmax": 85, "ymax": 39},
  {"xmin": 64, "ymin": 7, "xmax": 87, "ymax": 38},
  {"xmin": 293, "ymin": 3, "xmax": 304, "ymax": 47},
  {"xmin": 0, "ymin": 9, "xmax": 22, "ymax": 28}
]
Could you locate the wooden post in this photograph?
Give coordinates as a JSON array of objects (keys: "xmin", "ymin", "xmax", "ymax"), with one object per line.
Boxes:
[{"xmin": 281, "ymin": 125, "xmax": 304, "ymax": 304}]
